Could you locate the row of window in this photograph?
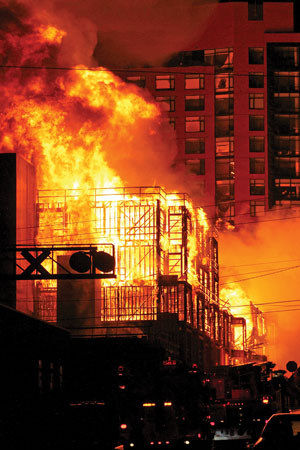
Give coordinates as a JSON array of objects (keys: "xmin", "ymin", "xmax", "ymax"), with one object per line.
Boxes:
[
  {"xmin": 215, "ymin": 180, "xmax": 265, "ymax": 198},
  {"xmin": 167, "ymin": 115, "xmax": 265, "ymax": 135},
  {"xmin": 184, "ymin": 136, "xmax": 264, "ymax": 155},
  {"xmin": 185, "ymin": 158, "xmax": 265, "ymax": 177},
  {"xmin": 156, "ymin": 92, "xmax": 264, "ymax": 113},
  {"xmin": 216, "ymin": 200, "xmax": 265, "ymax": 218},
  {"xmin": 186, "ymin": 156, "xmax": 300, "ymax": 178},
  {"xmin": 128, "ymin": 71, "xmax": 267, "ymax": 91},
  {"xmin": 128, "ymin": 72, "xmax": 265, "ymax": 91},
  {"xmin": 127, "ymin": 56, "xmax": 262, "ymax": 92},
  {"xmin": 156, "ymin": 95, "xmax": 205, "ymax": 112}
]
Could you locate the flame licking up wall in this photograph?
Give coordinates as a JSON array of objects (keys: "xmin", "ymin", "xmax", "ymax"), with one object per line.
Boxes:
[
  {"xmin": 220, "ymin": 284, "xmax": 265, "ymax": 354},
  {"xmin": 0, "ymin": 5, "xmax": 212, "ymax": 298},
  {"xmin": 0, "ymin": 5, "xmax": 180, "ymax": 239}
]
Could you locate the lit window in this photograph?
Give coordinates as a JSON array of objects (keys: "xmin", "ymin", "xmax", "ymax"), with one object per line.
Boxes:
[
  {"xmin": 185, "ymin": 159, "xmax": 205, "ymax": 175},
  {"xmin": 250, "ymin": 200, "xmax": 265, "ymax": 216},
  {"xmin": 249, "ymin": 93, "xmax": 264, "ymax": 109},
  {"xmin": 126, "ymin": 75, "xmax": 146, "ymax": 88},
  {"xmin": 249, "ymin": 136, "xmax": 264, "ymax": 152},
  {"xmin": 185, "ymin": 74, "xmax": 204, "ymax": 89},
  {"xmin": 249, "ymin": 47, "xmax": 264, "ymax": 64},
  {"xmin": 185, "ymin": 138, "xmax": 205, "ymax": 154},
  {"xmin": 216, "ymin": 138, "xmax": 234, "ymax": 155},
  {"xmin": 185, "ymin": 116, "xmax": 205, "ymax": 132},
  {"xmin": 249, "ymin": 72, "xmax": 264, "ymax": 88},
  {"xmin": 155, "ymin": 74, "xmax": 175, "ymax": 90},
  {"xmin": 249, "ymin": 115, "xmax": 264, "ymax": 131},
  {"xmin": 250, "ymin": 179, "xmax": 265, "ymax": 195},
  {"xmin": 185, "ymin": 95, "xmax": 204, "ymax": 111},
  {"xmin": 215, "ymin": 74, "xmax": 233, "ymax": 92},
  {"xmin": 156, "ymin": 96, "xmax": 175, "ymax": 112},
  {"xmin": 250, "ymin": 158, "xmax": 265, "ymax": 174}
]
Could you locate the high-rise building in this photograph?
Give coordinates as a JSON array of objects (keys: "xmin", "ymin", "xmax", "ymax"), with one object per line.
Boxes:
[{"xmin": 118, "ymin": 0, "xmax": 300, "ymax": 226}]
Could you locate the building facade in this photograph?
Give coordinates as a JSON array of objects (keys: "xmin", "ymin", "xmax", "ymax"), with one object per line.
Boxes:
[{"xmin": 118, "ymin": 0, "xmax": 300, "ymax": 226}]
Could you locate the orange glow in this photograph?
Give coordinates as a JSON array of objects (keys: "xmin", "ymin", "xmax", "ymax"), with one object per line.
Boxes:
[
  {"xmin": 220, "ymin": 285, "xmax": 253, "ymax": 349},
  {"xmin": 38, "ymin": 25, "xmax": 66, "ymax": 44}
]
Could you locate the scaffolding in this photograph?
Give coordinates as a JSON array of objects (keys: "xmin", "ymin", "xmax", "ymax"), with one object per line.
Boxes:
[{"xmin": 35, "ymin": 186, "xmax": 231, "ymax": 366}]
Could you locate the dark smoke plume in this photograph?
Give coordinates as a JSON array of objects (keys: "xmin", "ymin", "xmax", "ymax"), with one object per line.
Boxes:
[{"xmin": 20, "ymin": 0, "xmax": 217, "ymax": 67}]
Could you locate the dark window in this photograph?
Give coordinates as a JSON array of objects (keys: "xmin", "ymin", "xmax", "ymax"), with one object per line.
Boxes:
[
  {"xmin": 216, "ymin": 117, "xmax": 234, "ymax": 137},
  {"xmin": 248, "ymin": 1, "xmax": 263, "ymax": 21},
  {"xmin": 274, "ymin": 72, "xmax": 299, "ymax": 93},
  {"xmin": 185, "ymin": 95, "xmax": 204, "ymax": 111},
  {"xmin": 250, "ymin": 200, "xmax": 265, "ymax": 216},
  {"xmin": 216, "ymin": 158, "xmax": 235, "ymax": 180},
  {"xmin": 204, "ymin": 48, "xmax": 233, "ymax": 69},
  {"xmin": 249, "ymin": 72, "xmax": 264, "ymax": 88},
  {"xmin": 249, "ymin": 115, "xmax": 264, "ymax": 131},
  {"xmin": 273, "ymin": 94, "xmax": 300, "ymax": 113},
  {"xmin": 155, "ymin": 75, "xmax": 175, "ymax": 90},
  {"xmin": 273, "ymin": 136, "xmax": 300, "ymax": 156},
  {"xmin": 275, "ymin": 157, "xmax": 300, "ymax": 177},
  {"xmin": 250, "ymin": 158, "xmax": 265, "ymax": 174},
  {"xmin": 215, "ymin": 96, "xmax": 234, "ymax": 115},
  {"xmin": 185, "ymin": 74, "xmax": 204, "ymax": 89},
  {"xmin": 185, "ymin": 159, "xmax": 205, "ymax": 175},
  {"xmin": 185, "ymin": 116, "xmax": 205, "ymax": 132},
  {"xmin": 216, "ymin": 181, "xmax": 235, "ymax": 201},
  {"xmin": 250, "ymin": 179, "xmax": 265, "ymax": 195},
  {"xmin": 273, "ymin": 114, "xmax": 299, "ymax": 134},
  {"xmin": 271, "ymin": 46, "xmax": 299, "ymax": 68},
  {"xmin": 249, "ymin": 47, "xmax": 264, "ymax": 64},
  {"xmin": 126, "ymin": 76, "xmax": 146, "ymax": 88},
  {"xmin": 249, "ymin": 93, "xmax": 264, "ymax": 109},
  {"xmin": 275, "ymin": 180, "xmax": 300, "ymax": 200},
  {"xmin": 250, "ymin": 136, "xmax": 264, "ymax": 152},
  {"xmin": 217, "ymin": 202, "xmax": 235, "ymax": 219},
  {"xmin": 169, "ymin": 118, "xmax": 176, "ymax": 130},
  {"xmin": 156, "ymin": 96, "xmax": 175, "ymax": 112},
  {"xmin": 185, "ymin": 138, "xmax": 205, "ymax": 154}
]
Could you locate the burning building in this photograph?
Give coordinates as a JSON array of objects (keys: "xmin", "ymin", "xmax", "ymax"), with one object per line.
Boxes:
[
  {"xmin": 0, "ymin": 1, "xmax": 269, "ymax": 369},
  {"xmin": 34, "ymin": 185, "xmax": 232, "ymax": 368}
]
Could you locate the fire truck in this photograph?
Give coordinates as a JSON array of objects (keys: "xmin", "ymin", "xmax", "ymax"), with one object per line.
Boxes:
[{"xmin": 207, "ymin": 362, "xmax": 277, "ymax": 442}]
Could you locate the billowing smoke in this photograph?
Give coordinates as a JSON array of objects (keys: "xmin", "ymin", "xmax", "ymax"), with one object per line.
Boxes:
[
  {"xmin": 21, "ymin": 0, "xmax": 217, "ymax": 68},
  {"xmin": 0, "ymin": 0, "xmax": 201, "ymax": 194},
  {"xmin": 219, "ymin": 209, "xmax": 300, "ymax": 370}
]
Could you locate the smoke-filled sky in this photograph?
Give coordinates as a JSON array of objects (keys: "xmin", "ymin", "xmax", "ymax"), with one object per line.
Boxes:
[
  {"xmin": 219, "ymin": 210, "xmax": 300, "ymax": 370},
  {"xmin": 21, "ymin": 0, "xmax": 217, "ymax": 67}
]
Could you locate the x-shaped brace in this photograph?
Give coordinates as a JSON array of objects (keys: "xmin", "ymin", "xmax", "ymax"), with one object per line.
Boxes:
[{"xmin": 21, "ymin": 250, "xmax": 51, "ymax": 277}]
